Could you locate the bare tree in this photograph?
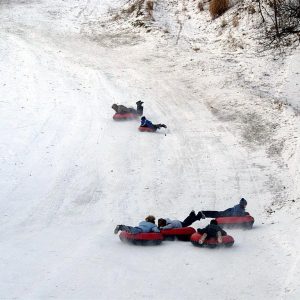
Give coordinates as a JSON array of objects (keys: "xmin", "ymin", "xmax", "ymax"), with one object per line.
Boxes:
[
  {"xmin": 259, "ymin": 0, "xmax": 300, "ymax": 48},
  {"xmin": 258, "ymin": 0, "xmax": 266, "ymax": 23}
]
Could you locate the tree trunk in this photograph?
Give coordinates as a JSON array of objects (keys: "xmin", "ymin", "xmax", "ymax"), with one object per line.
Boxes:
[
  {"xmin": 258, "ymin": 0, "xmax": 265, "ymax": 22},
  {"xmin": 273, "ymin": 0, "xmax": 280, "ymax": 37}
]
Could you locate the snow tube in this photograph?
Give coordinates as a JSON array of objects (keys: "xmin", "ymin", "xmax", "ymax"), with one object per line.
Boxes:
[
  {"xmin": 119, "ymin": 231, "xmax": 163, "ymax": 245},
  {"xmin": 216, "ymin": 215, "xmax": 255, "ymax": 229},
  {"xmin": 138, "ymin": 126, "xmax": 156, "ymax": 132},
  {"xmin": 161, "ymin": 227, "xmax": 196, "ymax": 241},
  {"xmin": 190, "ymin": 232, "xmax": 234, "ymax": 248},
  {"xmin": 113, "ymin": 113, "xmax": 138, "ymax": 120}
]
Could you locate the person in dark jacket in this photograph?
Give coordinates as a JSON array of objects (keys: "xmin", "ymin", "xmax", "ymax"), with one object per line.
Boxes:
[
  {"xmin": 200, "ymin": 198, "xmax": 249, "ymax": 218},
  {"xmin": 197, "ymin": 219, "xmax": 227, "ymax": 244},
  {"xmin": 112, "ymin": 101, "xmax": 144, "ymax": 116},
  {"xmin": 158, "ymin": 210, "xmax": 205, "ymax": 230},
  {"xmin": 114, "ymin": 215, "xmax": 160, "ymax": 235},
  {"xmin": 140, "ymin": 116, "xmax": 167, "ymax": 131}
]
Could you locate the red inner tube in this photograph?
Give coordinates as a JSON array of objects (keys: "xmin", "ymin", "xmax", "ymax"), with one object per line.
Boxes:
[
  {"xmin": 161, "ymin": 227, "xmax": 196, "ymax": 236},
  {"xmin": 138, "ymin": 126, "xmax": 155, "ymax": 132},
  {"xmin": 190, "ymin": 232, "xmax": 234, "ymax": 246},
  {"xmin": 216, "ymin": 215, "xmax": 254, "ymax": 224},
  {"xmin": 119, "ymin": 231, "xmax": 163, "ymax": 241},
  {"xmin": 113, "ymin": 113, "xmax": 138, "ymax": 120}
]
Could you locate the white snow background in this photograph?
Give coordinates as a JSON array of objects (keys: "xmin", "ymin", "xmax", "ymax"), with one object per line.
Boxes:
[{"xmin": 0, "ymin": 0, "xmax": 299, "ymax": 299}]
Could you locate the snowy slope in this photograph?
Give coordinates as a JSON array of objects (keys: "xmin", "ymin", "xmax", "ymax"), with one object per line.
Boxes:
[{"xmin": 0, "ymin": 1, "xmax": 299, "ymax": 299}]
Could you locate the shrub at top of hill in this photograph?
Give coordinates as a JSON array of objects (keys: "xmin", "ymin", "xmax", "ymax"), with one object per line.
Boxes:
[{"xmin": 209, "ymin": 0, "xmax": 229, "ymax": 19}]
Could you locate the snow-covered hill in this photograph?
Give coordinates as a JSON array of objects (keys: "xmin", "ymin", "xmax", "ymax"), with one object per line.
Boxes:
[{"xmin": 0, "ymin": 1, "xmax": 299, "ymax": 299}]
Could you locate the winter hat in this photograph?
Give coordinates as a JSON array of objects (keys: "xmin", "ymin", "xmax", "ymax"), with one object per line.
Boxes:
[
  {"xmin": 141, "ymin": 116, "xmax": 146, "ymax": 120},
  {"xmin": 240, "ymin": 198, "xmax": 247, "ymax": 206}
]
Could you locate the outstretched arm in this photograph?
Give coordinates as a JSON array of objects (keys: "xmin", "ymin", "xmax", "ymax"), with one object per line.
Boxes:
[
  {"xmin": 160, "ymin": 224, "xmax": 174, "ymax": 230},
  {"xmin": 217, "ymin": 231, "xmax": 222, "ymax": 244},
  {"xmin": 221, "ymin": 228, "xmax": 227, "ymax": 236},
  {"xmin": 152, "ymin": 226, "xmax": 160, "ymax": 233}
]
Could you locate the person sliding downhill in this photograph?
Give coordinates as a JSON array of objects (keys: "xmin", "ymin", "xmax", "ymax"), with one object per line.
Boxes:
[
  {"xmin": 140, "ymin": 116, "xmax": 167, "ymax": 131},
  {"xmin": 114, "ymin": 215, "xmax": 160, "ymax": 235},
  {"xmin": 200, "ymin": 198, "xmax": 249, "ymax": 218},
  {"xmin": 112, "ymin": 101, "xmax": 144, "ymax": 116},
  {"xmin": 158, "ymin": 210, "xmax": 205, "ymax": 230},
  {"xmin": 197, "ymin": 219, "xmax": 227, "ymax": 245}
]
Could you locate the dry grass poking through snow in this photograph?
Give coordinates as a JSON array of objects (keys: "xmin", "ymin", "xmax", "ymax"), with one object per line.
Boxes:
[
  {"xmin": 146, "ymin": 0, "xmax": 154, "ymax": 12},
  {"xmin": 197, "ymin": 2, "xmax": 204, "ymax": 12}
]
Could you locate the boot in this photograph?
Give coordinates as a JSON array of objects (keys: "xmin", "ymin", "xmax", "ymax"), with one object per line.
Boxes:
[
  {"xmin": 196, "ymin": 211, "xmax": 206, "ymax": 220},
  {"xmin": 114, "ymin": 225, "xmax": 123, "ymax": 234},
  {"xmin": 190, "ymin": 210, "xmax": 196, "ymax": 217},
  {"xmin": 157, "ymin": 124, "xmax": 166, "ymax": 129}
]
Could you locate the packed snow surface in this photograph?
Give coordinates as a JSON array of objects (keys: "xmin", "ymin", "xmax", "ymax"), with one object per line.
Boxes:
[{"xmin": 0, "ymin": 1, "xmax": 299, "ymax": 299}]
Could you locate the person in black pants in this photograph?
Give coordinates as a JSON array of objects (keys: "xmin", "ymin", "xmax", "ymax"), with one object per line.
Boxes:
[
  {"xmin": 158, "ymin": 210, "xmax": 205, "ymax": 230},
  {"xmin": 112, "ymin": 101, "xmax": 144, "ymax": 116},
  {"xmin": 140, "ymin": 116, "xmax": 167, "ymax": 131},
  {"xmin": 197, "ymin": 219, "xmax": 227, "ymax": 244},
  {"xmin": 200, "ymin": 198, "xmax": 249, "ymax": 218}
]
